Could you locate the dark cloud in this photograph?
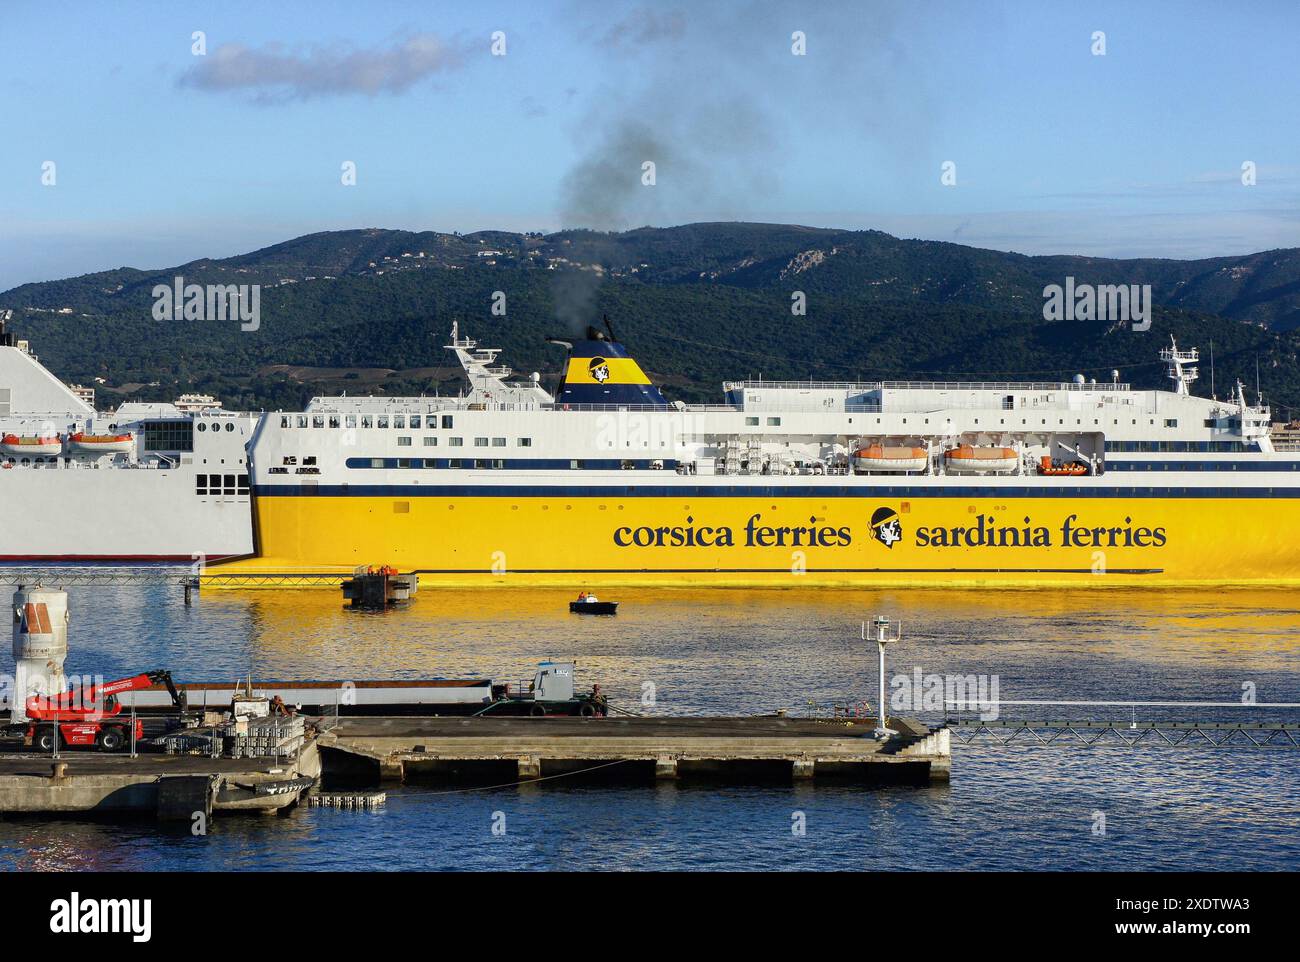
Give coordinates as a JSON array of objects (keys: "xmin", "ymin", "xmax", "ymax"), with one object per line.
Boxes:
[{"xmin": 179, "ymin": 33, "xmax": 470, "ymax": 102}]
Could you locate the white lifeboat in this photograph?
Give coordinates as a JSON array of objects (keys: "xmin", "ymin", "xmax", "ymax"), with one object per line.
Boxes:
[
  {"xmin": 944, "ymin": 445, "xmax": 1018, "ymax": 474},
  {"xmin": 854, "ymin": 444, "xmax": 928, "ymax": 473},
  {"xmin": 69, "ymin": 431, "xmax": 134, "ymax": 454},
  {"xmin": 1, "ymin": 433, "xmax": 62, "ymax": 457}
]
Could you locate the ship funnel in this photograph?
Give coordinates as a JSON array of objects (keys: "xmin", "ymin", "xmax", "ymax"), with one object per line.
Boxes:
[{"xmin": 554, "ymin": 325, "xmax": 668, "ymax": 408}]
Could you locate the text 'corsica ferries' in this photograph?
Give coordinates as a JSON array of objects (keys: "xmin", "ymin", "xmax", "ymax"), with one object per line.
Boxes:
[{"xmin": 209, "ymin": 322, "xmax": 1296, "ymax": 587}]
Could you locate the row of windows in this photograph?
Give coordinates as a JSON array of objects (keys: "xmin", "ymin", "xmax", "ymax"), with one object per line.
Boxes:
[
  {"xmin": 343, "ymin": 457, "xmax": 673, "ymax": 471},
  {"xmin": 280, "ymin": 413, "xmax": 457, "ymax": 430},
  {"xmin": 195, "ymin": 422, "xmax": 238, "ymax": 433},
  {"xmin": 1106, "ymin": 440, "xmax": 1252, "ymax": 453},
  {"xmin": 1107, "ymin": 461, "xmax": 1300, "ymax": 472},
  {"xmin": 195, "ymin": 473, "xmax": 250, "ymax": 495}
]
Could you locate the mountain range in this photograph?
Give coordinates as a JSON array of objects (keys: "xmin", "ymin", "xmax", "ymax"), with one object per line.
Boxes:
[{"xmin": 4, "ymin": 222, "xmax": 1300, "ymax": 417}]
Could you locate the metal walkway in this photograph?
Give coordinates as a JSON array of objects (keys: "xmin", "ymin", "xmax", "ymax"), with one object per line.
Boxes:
[
  {"xmin": 946, "ymin": 699, "xmax": 1300, "ymax": 748},
  {"xmin": 0, "ymin": 568, "xmax": 344, "ymax": 589}
]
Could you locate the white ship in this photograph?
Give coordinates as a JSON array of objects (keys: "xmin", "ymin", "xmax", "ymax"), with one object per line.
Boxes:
[{"xmin": 0, "ymin": 313, "xmax": 255, "ymax": 562}]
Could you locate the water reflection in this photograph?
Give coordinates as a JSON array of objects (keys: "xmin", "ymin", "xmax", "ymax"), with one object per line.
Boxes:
[{"xmin": 1, "ymin": 583, "xmax": 1296, "ymax": 871}]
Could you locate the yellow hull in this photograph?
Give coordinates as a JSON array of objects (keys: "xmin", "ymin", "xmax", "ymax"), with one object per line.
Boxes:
[{"xmin": 204, "ymin": 493, "xmax": 1300, "ymax": 588}]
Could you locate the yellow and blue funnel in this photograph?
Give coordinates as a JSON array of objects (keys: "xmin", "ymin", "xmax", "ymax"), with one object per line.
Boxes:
[{"xmin": 554, "ymin": 327, "xmax": 668, "ymax": 407}]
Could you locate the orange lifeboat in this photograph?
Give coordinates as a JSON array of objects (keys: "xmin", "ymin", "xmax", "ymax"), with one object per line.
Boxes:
[
  {"xmin": 944, "ymin": 445, "xmax": 1018, "ymax": 474},
  {"xmin": 854, "ymin": 444, "xmax": 928, "ymax": 473},
  {"xmin": 69, "ymin": 431, "xmax": 134, "ymax": 454},
  {"xmin": 1, "ymin": 433, "xmax": 62, "ymax": 457},
  {"xmin": 1038, "ymin": 456, "xmax": 1090, "ymax": 477}
]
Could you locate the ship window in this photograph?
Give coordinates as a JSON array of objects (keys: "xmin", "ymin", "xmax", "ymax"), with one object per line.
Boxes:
[
  {"xmin": 767, "ymin": 417, "xmax": 781, "ymax": 426},
  {"xmin": 197, "ymin": 422, "xmax": 207, "ymax": 432},
  {"xmin": 223, "ymin": 474, "xmax": 235, "ymax": 491},
  {"xmin": 1165, "ymin": 418, "xmax": 1178, "ymax": 428},
  {"xmin": 518, "ymin": 438, "xmax": 532, "ymax": 447},
  {"xmin": 370, "ymin": 458, "xmax": 384, "ymax": 468},
  {"xmin": 378, "ymin": 417, "xmax": 389, "ymax": 429},
  {"xmin": 280, "ymin": 416, "xmax": 290, "ymax": 428},
  {"xmin": 442, "ymin": 415, "xmax": 454, "ymax": 429},
  {"xmin": 621, "ymin": 460, "xmax": 635, "ymax": 470},
  {"xmin": 492, "ymin": 437, "xmax": 506, "ymax": 447},
  {"xmin": 313, "ymin": 416, "xmax": 325, "ymax": 428},
  {"xmin": 297, "ymin": 416, "xmax": 308, "ymax": 428},
  {"xmin": 143, "ymin": 420, "xmax": 194, "ymax": 453},
  {"xmin": 745, "ymin": 417, "xmax": 759, "ymax": 426},
  {"xmin": 394, "ymin": 416, "xmax": 405, "ymax": 429},
  {"xmin": 346, "ymin": 415, "xmax": 357, "ymax": 428},
  {"xmin": 361, "ymin": 416, "xmax": 372, "ymax": 428},
  {"xmin": 450, "ymin": 437, "xmax": 463, "ymax": 447},
  {"xmin": 410, "ymin": 416, "xmax": 422, "ymax": 429},
  {"xmin": 475, "ymin": 437, "xmax": 488, "ymax": 447},
  {"xmin": 329, "ymin": 416, "xmax": 340, "ymax": 429},
  {"xmin": 304, "ymin": 456, "xmax": 317, "ymax": 465},
  {"xmin": 238, "ymin": 474, "xmax": 249, "ymax": 493},
  {"xmin": 571, "ymin": 460, "xmax": 585, "ymax": 469},
  {"xmin": 398, "ymin": 458, "xmax": 412, "ymax": 468},
  {"xmin": 398, "ymin": 437, "xmax": 411, "ymax": 446},
  {"xmin": 449, "ymin": 458, "xmax": 463, "ymax": 468},
  {"xmin": 195, "ymin": 477, "xmax": 205, "ymax": 494},
  {"xmin": 423, "ymin": 437, "xmax": 437, "ymax": 446}
]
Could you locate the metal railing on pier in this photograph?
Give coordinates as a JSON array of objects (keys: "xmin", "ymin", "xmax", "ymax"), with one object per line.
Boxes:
[{"xmin": 944, "ymin": 700, "xmax": 1300, "ymax": 748}]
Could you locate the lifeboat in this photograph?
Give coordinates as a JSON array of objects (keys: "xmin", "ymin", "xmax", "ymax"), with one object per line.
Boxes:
[
  {"xmin": 68, "ymin": 431, "xmax": 134, "ymax": 454},
  {"xmin": 854, "ymin": 444, "xmax": 928, "ymax": 473},
  {"xmin": 1, "ymin": 433, "xmax": 62, "ymax": 457},
  {"xmin": 944, "ymin": 445, "xmax": 1018, "ymax": 474},
  {"xmin": 1038, "ymin": 456, "xmax": 1090, "ymax": 477}
]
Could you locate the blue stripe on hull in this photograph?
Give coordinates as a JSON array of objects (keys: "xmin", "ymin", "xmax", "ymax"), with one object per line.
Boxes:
[{"xmin": 252, "ymin": 483, "xmax": 1300, "ymax": 498}]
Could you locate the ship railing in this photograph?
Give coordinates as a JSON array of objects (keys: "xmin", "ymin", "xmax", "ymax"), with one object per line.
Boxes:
[{"xmin": 726, "ymin": 379, "xmax": 1132, "ymax": 392}]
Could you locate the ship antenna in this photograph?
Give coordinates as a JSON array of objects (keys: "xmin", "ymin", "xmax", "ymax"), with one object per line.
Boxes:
[{"xmin": 603, "ymin": 313, "xmax": 618, "ymax": 342}]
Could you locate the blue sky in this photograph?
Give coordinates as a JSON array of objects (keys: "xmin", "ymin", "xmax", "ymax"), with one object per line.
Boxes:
[{"xmin": 1, "ymin": 0, "xmax": 1297, "ymax": 290}]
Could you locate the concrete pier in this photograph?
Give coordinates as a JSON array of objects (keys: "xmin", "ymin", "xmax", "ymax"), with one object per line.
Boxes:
[
  {"xmin": 0, "ymin": 741, "xmax": 320, "ymax": 816},
  {"xmin": 316, "ymin": 715, "xmax": 950, "ymax": 785}
]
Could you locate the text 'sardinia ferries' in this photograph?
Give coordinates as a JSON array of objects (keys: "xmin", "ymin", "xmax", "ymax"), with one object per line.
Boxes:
[{"xmin": 210, "ymin": 321, "xmax": 1296, "ymax": 587}]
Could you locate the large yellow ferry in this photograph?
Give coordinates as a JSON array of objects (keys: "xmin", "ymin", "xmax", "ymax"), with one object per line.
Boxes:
[{"xmin": 208, "ymin": 323, "xmax": 1299, "ymax": 587}]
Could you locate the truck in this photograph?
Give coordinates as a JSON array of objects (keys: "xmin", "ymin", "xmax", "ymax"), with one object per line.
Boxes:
[{"xmin": 487, "ymin": 662, "xmax": 609, "ymax": 717}]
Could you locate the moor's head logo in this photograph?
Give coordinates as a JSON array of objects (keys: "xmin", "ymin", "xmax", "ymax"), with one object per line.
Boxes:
[
  {"xmin": 588, "ymin": 357, "xmax": 611, "ymax": 382},
  {"xmin": 869, "ymin": 507, "xmax": 903, "ymax": 548}
]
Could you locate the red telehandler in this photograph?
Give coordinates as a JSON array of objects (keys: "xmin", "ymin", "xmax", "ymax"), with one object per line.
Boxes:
[{"xmin": 21, "ymin": 669, "xmax": 183, "ymax": 752}]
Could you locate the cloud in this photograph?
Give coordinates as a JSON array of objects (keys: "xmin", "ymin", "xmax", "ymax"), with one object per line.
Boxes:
[{"xmin": 179, "ymin": 33, "xmax": 470, "ymax": 102}]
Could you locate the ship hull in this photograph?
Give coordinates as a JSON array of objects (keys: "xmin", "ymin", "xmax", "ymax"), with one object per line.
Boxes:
[
  {"xmin": 0, "ymin": 468, "xmax": 252, "ymax": 562},
  {"xmin": 205, "ymin": 485, "xmax": 1300, "ymax": 587}
]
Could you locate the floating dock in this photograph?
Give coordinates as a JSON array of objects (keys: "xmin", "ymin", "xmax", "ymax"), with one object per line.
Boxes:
[{"xmin": 316, "ymin": 715, "xmax": 951, "ymax": 784}]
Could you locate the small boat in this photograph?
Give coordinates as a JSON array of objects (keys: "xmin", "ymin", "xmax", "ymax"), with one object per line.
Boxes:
[
  {"xmin": 1, "ymin": 433, "xmax": 62, "ymax": 457},
  {"xmin": 68, "ymin": 431, "xmax": 134, "ymax": 454},
  {"xmin": 944, "ymin": 445, "xmax": 1018, "ymax": 474},
  {"xmin": 569, "ymin": 594, "xmax": 618, "ymax": 615},
  {"xmin": 854, "ymin": 444, "xmax": 928, "ymax": 473},
  {"xmin": 1038, "ymin": 456, "xmax": 1090, "ymax": 476}
]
